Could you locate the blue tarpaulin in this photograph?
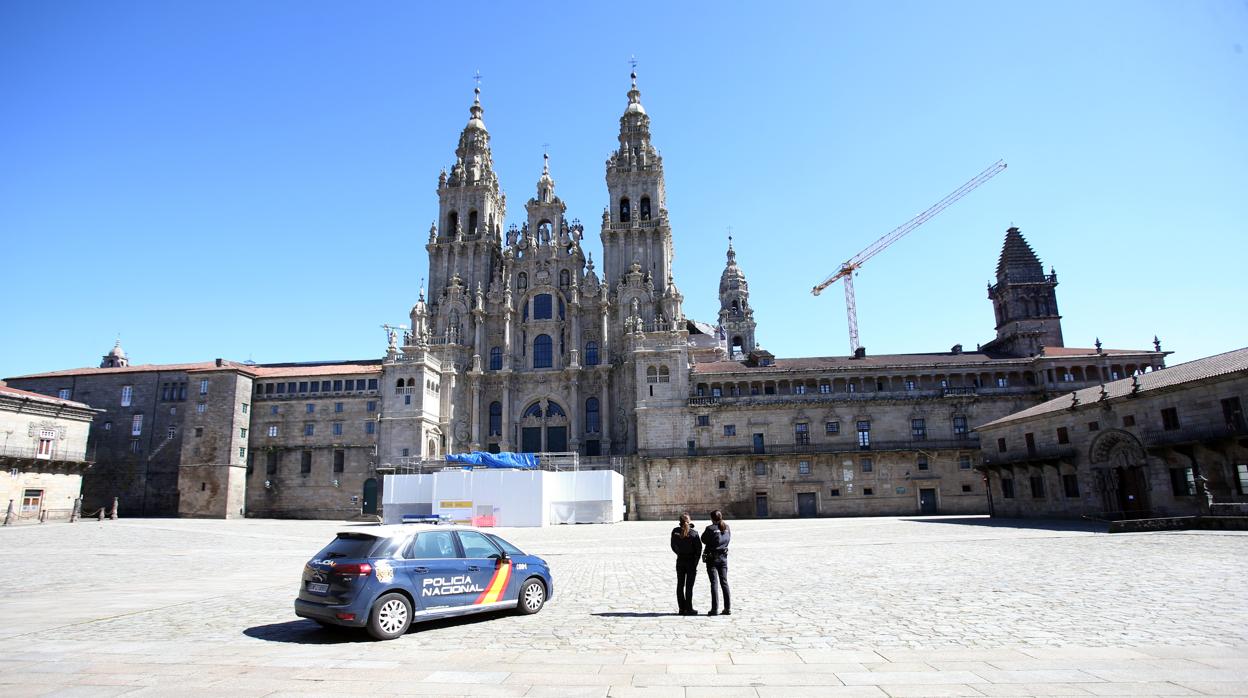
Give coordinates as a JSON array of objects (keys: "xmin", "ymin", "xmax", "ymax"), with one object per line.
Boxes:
[{"xmin": 445, "ymin": 451, "xmax": 540, "ymax": 470}]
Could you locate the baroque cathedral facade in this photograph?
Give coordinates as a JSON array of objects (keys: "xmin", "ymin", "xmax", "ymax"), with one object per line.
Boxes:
[
  {"xmin": 5, "ymin": 74, "xmax": 1171, "ymax": 521},
  {"xmin": 381, "ymin": 74, "xmax": 685, "ymax": 466}
]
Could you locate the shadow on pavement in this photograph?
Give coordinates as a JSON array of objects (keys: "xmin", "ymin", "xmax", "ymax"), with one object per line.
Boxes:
[
  {"xmin": 592, "ymin": 612, "xmax": 682, "ymax": 618},
  {"xmin": 245, "ymin": 610, "xmax": 511, "ymax": 644},
  {"xmin": 244, "ymin": 620, "xmax": 373, "ymax": 644},
  {"xmin": 900, "ymin": 516, "xmax": 1108, "ymax": 533}
]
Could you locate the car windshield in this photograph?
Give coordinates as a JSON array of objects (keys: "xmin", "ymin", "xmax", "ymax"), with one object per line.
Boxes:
[
  {"xmin": 315, "ymin": 533, "xmax": 382, "ymax": 560},
  {"xmin": 488, "ymin": 534, "xmax": 526, "ymax": 556}
]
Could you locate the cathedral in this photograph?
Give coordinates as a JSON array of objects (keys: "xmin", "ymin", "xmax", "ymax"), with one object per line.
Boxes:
[
  {"xmin": 4, "ymin": 73, "xmax": 1171, "ymax": 521},
  {"xmin": 379, "ymin": 73, "xmax": 686, "ymax": 466}
]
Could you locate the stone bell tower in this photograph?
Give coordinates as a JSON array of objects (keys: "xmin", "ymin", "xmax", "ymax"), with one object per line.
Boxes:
[
  {"xmin": 717, "ymin": 237, "xmax": 757, "ymax": 357},
  {"xmin": 983, "ymin": 226, "xmax": 1064, "ymax": 357}
]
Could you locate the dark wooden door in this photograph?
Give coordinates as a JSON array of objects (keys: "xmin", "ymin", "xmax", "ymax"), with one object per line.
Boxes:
[
  {"xmin": 521, "ymin": 427, "xmax": 542, "ymax": 453},
  {"xmin": 797, "ymin": 492, "xmax": 817, "ymax": 517},
  {"xmin": 362, "ymin": 478, "xmax": 378, "ymax": 515},
  {"xmin": 919, "ymin": 488, "xmax": 938, "ymax": 514}
]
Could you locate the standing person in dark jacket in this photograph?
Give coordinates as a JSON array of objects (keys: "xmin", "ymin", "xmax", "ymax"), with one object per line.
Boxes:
[
  {"xmin": 671, "ymin": 512, "xmax": 702, "ymax": 615},
  {"xmin": 701, "ymin": 510, "xmax": 731, "ymax": 616}
]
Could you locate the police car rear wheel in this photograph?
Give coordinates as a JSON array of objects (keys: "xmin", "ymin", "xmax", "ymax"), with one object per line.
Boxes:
[
  {"xmin": 367, "ymin": 593, "xmax": 412, "ymax": 640},
  {"xmin": 517, "ymin": 578, "xmax": 545, "ymax": 615}
]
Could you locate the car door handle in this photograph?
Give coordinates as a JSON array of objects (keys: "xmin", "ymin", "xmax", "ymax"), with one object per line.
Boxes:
[
  {"xmin": 414, "ymin": 567, "xmax": 429, "ymax": 573},
  {"xmin": 467, "ymin": 565, "xmax": 481, "ymax": 572}
]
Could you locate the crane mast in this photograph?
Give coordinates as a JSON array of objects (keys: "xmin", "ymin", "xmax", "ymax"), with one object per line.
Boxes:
[{"xmin": 812, "ymin": 160, "xmax": 1007, "ymax": 355}]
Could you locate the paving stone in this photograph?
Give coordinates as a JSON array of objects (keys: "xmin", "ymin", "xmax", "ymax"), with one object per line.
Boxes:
[
  {"xmin": 972, "ymin": 684, "xmax": 1094, "ymax": 696},
  {"xmin": 880, "ymin": 684, "xmax": 986, "ymax": 697},
  {"xmin": 1080, "ymin": 683, "xmax": 1199, "ymax": 695},
  {"xmin": 1173, "ymin": 681, "xmax": 1248, "ymax": 695},
  {"xmin": 1, "ymin": 518, "xmax": 1245, "ymax": 696},
  {"xmin": 838, "ymin": 671, "xmax": 987, "ymax": 686}
]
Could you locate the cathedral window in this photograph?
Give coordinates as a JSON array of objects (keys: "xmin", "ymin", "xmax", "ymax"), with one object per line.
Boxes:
[
  {"xmin": 489, "ymin": 347, "xmax": 502, "ymax": 371},
  {"xmin": 517, "ymin": 272, "xmax": 528, "ymax": 292},
  {"xmin": 533, "ymin": 294, "xmax": 553, "ymax": 320},
  {"xmin": 585, "ymin": 341, "xmax": 599, "ymax": 366},
  {"xmin": 819, "ymin": 382, "xmax": 831, "ymax": 394},
  {"xmin": 793, "ymin": 385, "xmax": 807, "ymax": 395},
  {"xmin": 546, "ymin": 402, "xmax": 566, "ymax": 417},
  {"xmin": 447, "ymin": 211, "xmax": 458, "ymax": 234},
  {"xmin": 646, "ymin": 366, "xmax": 658, "ymax": 384},
  {"xmin": 640, "ymin": 197, "xmax": 651, "ymax": 221},
  {"xmin": 406, "ymin": 378, "xmax": 415, "ymax": 387},
  {"xmin": 585, "ymin": 397, "xmax": 600, "ymax": 433},
  {"xmin": 619, "ymin": 197, "xmax": 631, "ymax": 222},
  {"xmin": 533, "ymin": 335, "xmax": 553, "ymax": 368},
  {"xmin": 658, "ymin": 366, "xmax": 670, "ymax": 383},
  {"xmin": 523, "ymin": 403, "xmax": 543, "ymax": 418},
  {"xmin": 558, "ymin": 297, "xmax": 565, "ymax": 320},
  {"xmin": 559, "ymin": 269, "xmax": 570, "ymax": 289},
  {"xmin": 468, "ymin": 210, "xmax": 479, "ymax": 234},
  {"xmin": 489, "ymin": 402, "xmax": 502, "ymax": 436}
]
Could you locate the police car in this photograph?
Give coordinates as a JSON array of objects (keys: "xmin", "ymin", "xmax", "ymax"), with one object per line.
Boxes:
[{"xmin": 294, "ymin": 524, "xmax": 554, "ymax": 640}]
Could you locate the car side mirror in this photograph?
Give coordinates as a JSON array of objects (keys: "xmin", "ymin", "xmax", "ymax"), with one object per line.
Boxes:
[{"xmin": 495, "ymin": 552, "xmax": 510, "ymax": 567}]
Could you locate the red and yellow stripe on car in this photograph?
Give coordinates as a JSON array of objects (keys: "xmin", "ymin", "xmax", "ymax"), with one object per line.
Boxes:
[{"xmin": 475, "ymin": 561, "xmax": 511, "ymax": 605}]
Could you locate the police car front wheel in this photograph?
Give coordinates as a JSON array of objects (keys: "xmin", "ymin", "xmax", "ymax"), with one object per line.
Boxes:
[
  {"xmin": 517, "ymin": 578, "xmax": 546, "ymax": 615},
  {"xmin": 368, "ymin": 592, "xmax": 412, "ymax": 640}
]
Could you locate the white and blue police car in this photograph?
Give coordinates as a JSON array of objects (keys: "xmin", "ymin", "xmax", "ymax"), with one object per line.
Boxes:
[{"xmin": 294, "ymin": 524, "xmax": 553, "ymax": 640}]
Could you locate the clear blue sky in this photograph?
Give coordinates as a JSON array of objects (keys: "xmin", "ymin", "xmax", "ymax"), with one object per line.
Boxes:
[{"xmin": 2, "ymin": 1, "xmax": 1245, "ymax": 378}]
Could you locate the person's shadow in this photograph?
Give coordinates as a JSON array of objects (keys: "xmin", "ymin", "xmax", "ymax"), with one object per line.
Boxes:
[{"xmin": 591, "ymin": 611, "xmax": 681, "ymax": 618}]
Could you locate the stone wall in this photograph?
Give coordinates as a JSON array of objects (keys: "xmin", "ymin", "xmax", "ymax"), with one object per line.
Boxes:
[
  {"xmin": 978, "ymin": 367, "xmax": 1248, "ymax": 519},
  {"xmin": 7, "ymin": 370, "xmax": 191, "ymax": 516},
  {"xmin": 177, "ymin": 368, "xmax": 252, "ymax": 518},
  {"xmin": 245, "ymin": 373, "xmax": 382, "ymax": 518}
]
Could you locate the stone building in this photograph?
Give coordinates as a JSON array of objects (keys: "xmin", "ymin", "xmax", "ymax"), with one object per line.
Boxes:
[
  {"xmin": 4, "ymin": 73, "xmax": 1173, "ymax": 520},
  {"xmin": 975, "ymin": 347, "xmax": 1248, "ymax": 519},
  {"xmin": 381, "ymin": 75, "xmax": 682, "ymax": 466},
  {"xmin": 7, "ymin": 347, "xmax": 386, "ymax": 519},
  {"xmin": 0, "ymin": 383, "xmax": 96, "ymax": 522}
]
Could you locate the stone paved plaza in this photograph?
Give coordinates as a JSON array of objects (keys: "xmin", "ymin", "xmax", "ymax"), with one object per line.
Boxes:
[{"xmin": 1, "ymin": 516, "xmax": 1246, "ymax": 697}]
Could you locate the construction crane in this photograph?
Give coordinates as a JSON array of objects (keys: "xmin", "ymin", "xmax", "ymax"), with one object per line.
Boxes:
[{"xmin": 811, "ymin": 159, "xmax": 1007, "ymax": 356}]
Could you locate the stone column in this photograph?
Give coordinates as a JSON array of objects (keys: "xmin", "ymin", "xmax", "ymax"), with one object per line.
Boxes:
[
  {"xmin": 568, "ymin": 378, "xmax": 580, "ymax": 453},
  {"xmin": 600, "ymin": 381, "xmax": 611, "ymax": 455},
  {"xmin": 500, "ymin": 378, "xmax": 512, "ymax": 452},
  {"xmin": 470, "ymin": 378, "xmax": 482, "ymax": 451}
]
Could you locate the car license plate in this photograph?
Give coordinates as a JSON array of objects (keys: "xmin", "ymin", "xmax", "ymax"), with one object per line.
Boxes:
[{"xmin": 308, "ymin": 582, "xmax": 329, "ymax": 594}]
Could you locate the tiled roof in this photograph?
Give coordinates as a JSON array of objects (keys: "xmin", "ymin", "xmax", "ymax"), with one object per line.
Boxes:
[
  {"xmin": 978, "ymin": 346, "xmax": 1248, "ymax": 429},
  {"xmin": 691, "ymin": 347, "xmax": 1155, "ymax": 375},
  {"xmin": 0, "ymin": 384, "xmax": 93, "ymax": 410},
  {"xmin": 244, "ymin": 362, "xmax": 382, "ymax": 378},
  {"xmin": 1037, "ymin": 346, "xmax": 1149, "ymax": 357},
  {"xmin": 7, "ymin": 361, "xmax": 227, "ymax": 379},
  {"xmin": 8, "ymin": 359, "xmax": 382, "ymax": 381}
]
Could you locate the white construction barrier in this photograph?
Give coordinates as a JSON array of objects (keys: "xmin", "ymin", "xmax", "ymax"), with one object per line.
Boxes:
[{"xmin": 381, "ymin": 468, "xmax": 624, "ymax": 527}]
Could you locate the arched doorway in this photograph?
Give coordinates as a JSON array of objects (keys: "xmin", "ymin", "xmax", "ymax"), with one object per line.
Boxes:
[
  {"xmin": 518, "ymin": 399, "xmax": 569, "ymax": 453},
  {"xmin": 362, "ymin": 478, "xmax": 378, "ymax": 515},
  {"xmin": 1089, "ymin": 430, "xmax": 1150, "ymax": 515}
]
